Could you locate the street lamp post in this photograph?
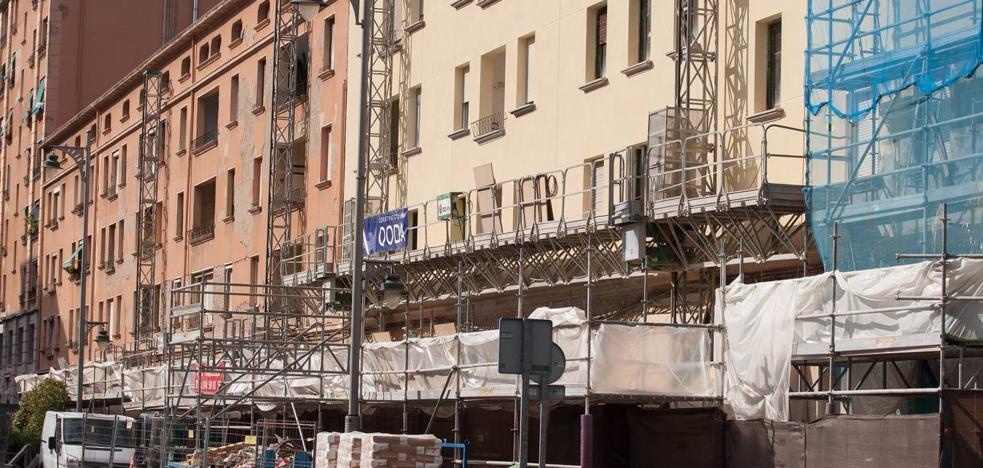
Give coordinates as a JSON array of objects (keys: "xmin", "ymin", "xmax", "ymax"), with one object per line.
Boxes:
[
  {"xmin": 44, "ymin": 133, "xmax": 109, "ymax": 412},
  {"xmin": 291, "ymin": 0, "xmax": 372, "ymax": 433}
]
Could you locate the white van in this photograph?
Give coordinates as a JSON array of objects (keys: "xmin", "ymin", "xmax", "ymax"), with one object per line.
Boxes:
[{"xmin": 40, "ymin": 412, "xmax": 138, "ymax": 468}]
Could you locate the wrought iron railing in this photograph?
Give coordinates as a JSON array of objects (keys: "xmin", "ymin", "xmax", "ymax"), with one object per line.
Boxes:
[
  {"xmin": 188, "ymin": 223, "xmax": 215, "ymax": 243},
  {"xmin": 470, "ymin": 112, "xmax": 504, "ymax": 138},
  {"xmin": 192, "ymin": 128, "xmax": 218, "ymax": 151}
]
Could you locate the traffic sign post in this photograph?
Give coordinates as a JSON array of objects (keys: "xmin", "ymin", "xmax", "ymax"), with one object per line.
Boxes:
[{"xmin": 497, "ymin": 318, "xmax": 563, "ymax": 468}]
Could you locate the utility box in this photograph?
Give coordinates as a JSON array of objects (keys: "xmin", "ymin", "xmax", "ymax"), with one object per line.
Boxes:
[{"xmin": 437, "ymin": 192, "xmax": 464, "ymax": 221}]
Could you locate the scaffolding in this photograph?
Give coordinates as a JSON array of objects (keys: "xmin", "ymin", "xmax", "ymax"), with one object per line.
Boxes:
[
  {"xmin": 134, "ymin": 70, "xmax": 165, "ymax": 343},
  {"xmin": 788, "ymin": 205, "xmax": 983, "ymax": 413},
  {"xmin": 805, "ymin": 0, "xmax": 983, "ymax": 271}
]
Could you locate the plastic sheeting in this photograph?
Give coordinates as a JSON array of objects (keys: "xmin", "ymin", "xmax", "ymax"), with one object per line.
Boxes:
[
  {"xmin": 16, "ymin": 360, "xmax": 123, "ymax": 401},
  {"xmin": 17, "ymin": 307, "xmax": 720, "ymax": 407},
  {"xmin": 721, "ymin": 258, "xmax": 983, "ymax": 421}
]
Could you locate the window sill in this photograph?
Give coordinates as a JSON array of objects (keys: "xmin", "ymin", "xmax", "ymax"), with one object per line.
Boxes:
[
  {"xmin": 120, "ymin": 114, "xmax": 130, "ymax": 124},
  {"xmin": 316, "ymin": 180, "xmax": 332, "ymax": 190},
  {"xmin": 255, "ymin": 18, "xmax": 270, "ymax": 31},
  {"xmin": 223, "ymin": 215, "xmax": 235, "ymax": 224},
  {"xmin": 248, "ymin": 204, "xmax": 262, "ymax": 214},
  {"xmin": 226, "ymin": 120, "xmax": 239, "ymax": 130},
  {"xmin": 746, "ymin": 106, "xmax": 785, "ymax": 124},
  {"xmin": 189, "ymin": 232, "xmax": 215, "ymax": 246},
  {"xmin": 451, "ymin": 0, "xmax": 472, "ymax": 8},
  {"xmin": 192, "ymin": 139, "xmax": 218, "ymax": 155},
  {"xmin": 106, "ymin": 192, "xmax": 118, "ymax": 202},
  {"xmin": 229, "ymin": 37, "xmax": 243, "ymax": 49},
  {"xmin": 319, "ymin": 68, "xmax": 335, "ymax": 81},
  {"xmin": 102, "ymin": 127, "xmax": 112, "ymax": 135},
  {"xmin": 178, "ymin": 73, "xmax": 191, "ymax": 83},
  {"xmin": 401, "ymin": 146, "xmax": 422, "ymax": 157},
  {"xmin": 476, "ymin": 0, "xmax": 500, "ymax": 8},
  {"xmin": 252, "ymin": 105, "xmax": 265, "ymax": 116},
  {"xmin": 510, "ymin": 102, "xmax": 536, "ymax": 118},
  {"xmin": 173, "ymin": 235, "xmax": 184, "ymax": 242},
  {"xmin": 176, "ymin": 148, "xmax": 187, "ymax": 157},
  {"xmin": 579, "ymin": 77, "xmax": 609, "ymax": 94},
  {"xmin": 197, "ymin": 53, "xmax": 221, "ymax": 70},
  {"xmin": 621, "ymin": 60, "xmax": 653, "ymax": 77},
  {"xmin": 448, "ymin": 128, "xmax": 470, "ymax": 140},
  {"xmin": 405, "ymin": 20, "xmax": 426, "ymax": 34},
  {"xmin": 474, "ymin": 128, "xmax": 505, "ymax": 144},
  {"xmin": 116, "ymin": 257, "xmax": 124, "ymax": 265}
]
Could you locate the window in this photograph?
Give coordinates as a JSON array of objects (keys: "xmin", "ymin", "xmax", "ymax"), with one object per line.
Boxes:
[
  {"xmin": 255, "ymin": 58, "xmax": 266, "ymax": 108},
  {"xmin": 225, "ymin": 168, "xmax": 235, "ymax": 219},
  {"xmin": 179, "ymin": 106, "xmax": 188, "ymax": 151},
  {"xmin": 222, "ymin": 265, "xmax": 232, "ymax": 310},
  {"xmin": 102, "ymin": 155, "xmax": 110, "ymax": 194},
  {"xmin": 161, "ymin": 71, "xmax": 171, "ymax": 91},
  {"xmin": 192, "ymin": 179, "xmax": 216, "ymax": 230},
  {"xmin": 199, "ymin": 43, "xmax": 210, "ymax": 63},
  {"xmin": 408, "ymin": 0, "xmax": 424, "ymax": 24},
  {"xmin": 107, "ymin": 297, "xmax": 116, "ymax": 336},
  {"xmin": 294, "ymin": 34, "xmax": 310, "ymax": 97},
  {"xmin": 117, "ymin": 219, "xmax": 124, "ymax": 262},
  {"xmin": 765, "ymin": 20, "xmax": 781, "ymax": 109},
  {"xmin": 408, "ymin": 86, "xmax": 422, "ymax": 149},
  {"xmin": 251, "ymin": 158, "xmax": 262, "ymax": 206},
  {"xmin": 593, "ymin": 6, "xmax": 608, "ymax": 79},
  {"xmin": 231, "ymin": 20, "xmax": 243, "ymax": 42},
  {"xmin": 194, "ymin": 90, "xmax": 219, "ymax": 150},
  {"xmin": 103, "ymin": 113, "xmax": 112, "ymax": 133},
  {"xmin": 110, "ymin": 150, "xmax": 120, "ymax": 194},
  {"xmin": 476, "ymin": 48, "xmax": 506, "ymax": 136},
  {"xmin": 319, "ymin": 126, "xmax": 332, "ymax": 182},
  {"xmin": 210, "ymin": 35, "xmax": 222, "ymax": 55},
  {"xmin": 454, "ymin": 65, "xmax": 469, "ymax": 130},
  {"xmin": 119, "ymin": 145, "xmax": 127, "ymax": 187},
  {"xmin": 181, "ymin": 57, "xmax": 191, "ymax": 77},
  {"xmin": 249, "ymin": 256, "xmax": 259, "ymax": 306},
  {"xmin": 99, "ymin": 227, "xmax": 107, "ymax": 267},
  {"xmin": 323, "ymin": 16, "xmax": 335, "ymax": 71},
  {"xmin": 111, "ymin": 296, "xmax": 122, "ymax": 336},
  {"xmin": 258, "ymin": 1, "xmax": 270, "ymax": 23},
  {"xmin": 106, "ymin": 223, "xmax": 116, "ymax": 269},
  {"xmin": 632, "ymin": 0, "xmax": 651, "ymax": 63},
  {"xmin": 230, "ymin": 75, "xmax": 239, "ymax": 122},
  {"xmin": 175, "ymin": 192, "xmax": 185, "ymax": 237},
  {"xmin": 518, "ymin": 35, "xmax": 535, "ymax": 105},
  {"xmin": 122, "ymin": 100, "xmax": 130, "ymax": 120}
]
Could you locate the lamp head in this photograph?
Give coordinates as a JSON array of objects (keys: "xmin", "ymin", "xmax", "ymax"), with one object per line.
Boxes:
[
  {"xmin": 379, "ymin": 273, "xmax": 406, "ymax": 309},
  {"xmin": 43, "ymin": 153, "xmax": 62, "ymax": 170},
  {"xmin": 93, "ymin": 328, "xmax": 112, "ymax": 352},
  {"xmin": 290, "ymin": 0, "xmax": 325, "ymax": 22}
]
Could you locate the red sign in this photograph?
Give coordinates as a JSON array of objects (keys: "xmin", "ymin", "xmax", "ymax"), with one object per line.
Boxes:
[{"xmin": 193, "ymin": 362, "xmax": 225, "ymax": 395}]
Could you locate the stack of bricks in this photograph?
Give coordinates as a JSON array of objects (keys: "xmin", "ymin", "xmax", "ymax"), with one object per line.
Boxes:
[
  {"xmin": 316, "ymin": 432, "xmax": 442, "ymax": 467},
  {"xmin": 314, "ymin": 432, "xmax": 341, "ymax": 468}
]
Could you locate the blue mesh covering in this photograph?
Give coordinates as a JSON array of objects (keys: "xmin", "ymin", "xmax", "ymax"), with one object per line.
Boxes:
[{"xmin": 806, "ymin": 0, "xmax": 983, "ymax": 271}]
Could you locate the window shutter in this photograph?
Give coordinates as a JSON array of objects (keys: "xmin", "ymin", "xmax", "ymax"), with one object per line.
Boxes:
[{"xmin": 598, "ymin": 9, "xmax": 607, "ymax": 45}]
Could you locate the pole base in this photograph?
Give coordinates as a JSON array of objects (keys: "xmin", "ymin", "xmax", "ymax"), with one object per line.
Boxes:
[{"xmin": 344, "ymin": 414, "xmax": 362, "ymax": 433}]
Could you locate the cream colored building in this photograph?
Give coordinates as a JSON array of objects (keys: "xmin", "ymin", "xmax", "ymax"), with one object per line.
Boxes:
[{"xmin": 343, "ymin": 0, "xmax": 809, "ymax": 326}]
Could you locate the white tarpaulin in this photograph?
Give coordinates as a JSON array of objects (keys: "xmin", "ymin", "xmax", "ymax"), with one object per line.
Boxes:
[
  {"xmin": 16, "ymin": 360, "xmax": 123, "ymax": 401},
  {"xmin": 17, "ymin": 307, "xmax": 721, "ymax": 407},
  {"xmin": 722, "ymin": 259, "xmax": 983, "ymax": 421}
]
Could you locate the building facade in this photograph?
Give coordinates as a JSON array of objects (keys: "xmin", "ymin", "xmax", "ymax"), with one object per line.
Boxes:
[
  {"xmin": 0, "ymin": 0, "xmax": 349, "ymax": 404},
  {"xmin": 0, "ymin": 0, "xmax": 211, "ymax": 409}
]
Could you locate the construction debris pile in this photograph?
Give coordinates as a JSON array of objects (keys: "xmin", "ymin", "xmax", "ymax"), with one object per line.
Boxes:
[{"xmin": 316, "ymin": 432, "xmax": 442, "ymax": 467}]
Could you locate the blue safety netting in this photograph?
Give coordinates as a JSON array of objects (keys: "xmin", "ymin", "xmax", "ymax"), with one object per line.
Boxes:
[{"xmin": 806, "ymin": 0, "xmax": 983, "ymax": 271}]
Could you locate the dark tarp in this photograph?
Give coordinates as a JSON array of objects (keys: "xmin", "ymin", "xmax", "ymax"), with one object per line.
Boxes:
[
  {"xmin": 943, "ymin": 390, "xmax": 983, "ymax": 468},
  {"xmin": 805, "ymin": 414, "xmax": 939, "ymax": 468},
  {"xmin": 725, "ymin": 419, "xmax": 805, "ymax": 468},
  {"xmin": 628, "ymin": 407, "xmax": 725, "ymax": 468}
]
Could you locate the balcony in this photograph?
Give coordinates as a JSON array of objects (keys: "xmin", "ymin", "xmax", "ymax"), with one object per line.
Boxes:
[
  {"xmin": 471, "ymin": 112, "xmax": 505, "ymax": 143},
  {"xmin": 192, "ymin": 129, "xmax": 218, "ymax": 154},
  {"xmin": 189, "ymin": 223, "xmax": 215, "ymax": 245}
]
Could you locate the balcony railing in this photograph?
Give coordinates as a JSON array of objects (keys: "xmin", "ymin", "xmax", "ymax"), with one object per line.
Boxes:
[
  {"xmin": 192, "ymin": 128, "xmax": 218, "ymax": 152},
  {"xmin": 470, "ymin": 112, "xmax": 504, "ymax": 139},
  {"xmin": 189, "ymin": 223, "xmax": 215, "ymax": 244}
]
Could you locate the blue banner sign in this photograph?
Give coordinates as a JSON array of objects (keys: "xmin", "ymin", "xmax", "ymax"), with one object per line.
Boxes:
[{"xmin": 363, "ymin": 208, "xmax": 409, "ymax": 255}]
